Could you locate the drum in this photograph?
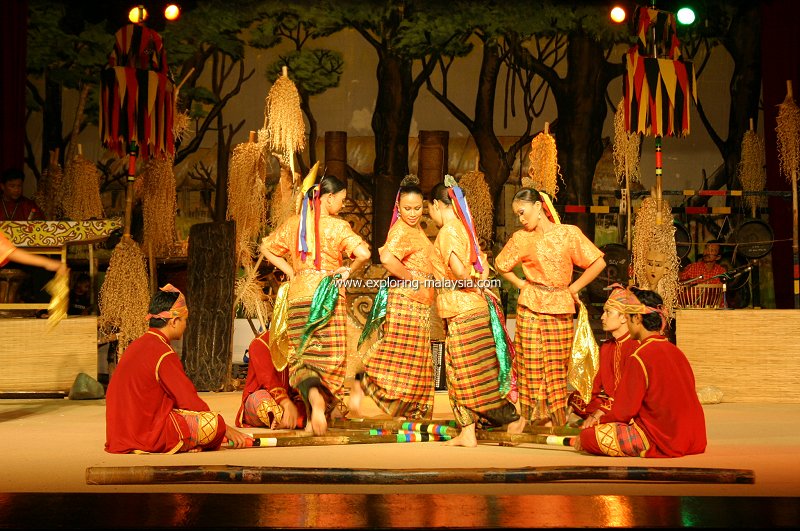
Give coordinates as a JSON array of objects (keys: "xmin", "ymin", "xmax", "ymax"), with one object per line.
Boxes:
[
  {"xmin": 674, "ymin": 221, "xmax": 692, "ymax": 260},
  {"xmin": 677, "ymin": 283, "xmax": 724, "ymax": 309},
  {"xmin": 729, "ymin": 219, "xmax": 773, "ymax": 259}
]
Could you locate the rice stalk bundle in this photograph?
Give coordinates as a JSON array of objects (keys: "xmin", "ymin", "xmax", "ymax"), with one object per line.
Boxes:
[
  {"xmin": 234, "ymin": 259, "xmax": 272, "ymax": 326},
  {"xmin": 35, "ymin": 154, "xmax": 64, "ymax": 220},
  {"xmin": 264, "ymin": 69, "xmax": 305, "ymax": 177},
  {"xmin": 527, "ymin": 129, "xmax": 561, "ymax": 197},
  {"xmin": 98, "ymin": 236, "xmax": 150, "ymax": 351},
  {"xmin": 140, "ymin": 157, "xmax": 178, "ymax": 257},
  {"xmin": 269, "ymin": 164, "xmax": 299, "ymax": 231},
  {"xmin": 737, "ymin": 130, "xmax": 766, "ymax": 214},
  {"xmin": 612, "ymin": 97, "xmax": 641, "ymax": 185},
  {"xmin": 62, "ymin": 154, "xmax": 105, "ymax": 221},
  {"xmin": 227, "ymin": 136, "xmax": 268, "ymax": 265}
]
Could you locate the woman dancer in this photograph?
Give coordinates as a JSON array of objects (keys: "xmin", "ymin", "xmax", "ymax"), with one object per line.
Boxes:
[
  {"xmin": 428, "ymin": 180, "xmax": 518, "ymax": 446},
  {"xmin": 350, "ymin": 175, "xmax": 436, "ymax": 420},
  {"xmin": 495, "ymin": 188, "xmax": 605, "ymax": 431},
  {"xmin": 261, "ymin": 174, "xmax": 370, "ymax": 435}
]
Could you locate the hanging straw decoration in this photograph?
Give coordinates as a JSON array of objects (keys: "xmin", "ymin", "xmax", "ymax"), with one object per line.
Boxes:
[
  {"xmin": 227, "ymin": 131, "xmax": 269, "ymax": 265},
  {"xmin": 613, "ymin": 97, "xmax": 641, "ymax": 185},
  {"xmin": 139, "ymin": 157, "xmax": 178, "ymax": 257},
  {"xmin": 99, "ymin": 237, "xmax": 151, "ymax": 350},
  {"xmin": 233, "ymin": 257, "xmax": 271, "ymax": 330},
  {"xmin": 631, "ymin": 196, "xmax": 679, "ymax": 320},
  {"xmin": 737, "ymin": 122, "xmax": 766, "ymax": 217},
  {"xmin": 62, "ymin": 149, "xmax": 105, "ymax": 221},
  {"xmin": 527, "ymin": 122, "xmax": 561, "ymax": 197},
  {"xmin": 457, "ymin": 169, "xmax": 494, "ymax": 251},
  {"xmin": 776, "ymin": 81, "xmax": 800, "ymax": 308},
  {"xmin": 264, "ymin": 66, "xmax": 305, "ymax": 179},
  {"xmin": 34, "ymin": 149, "xmax": 64, "ymax": 220}
]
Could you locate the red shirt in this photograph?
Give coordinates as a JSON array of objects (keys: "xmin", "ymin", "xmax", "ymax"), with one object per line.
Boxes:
[
  {"xmin": 0, "ymin": 196, "xmax": 43, "ymax": 221},
  {"xmin": 236, "ymin": 331, "xmax": 306, "ymax": 428},
  {"xmin": 105, "ymin": 329, "xmax": 217, "ymax": 453},
  {"xmin": 680, "ymin": 261, "xmax": 727, "ymax": 285},
  {"xmin": 602, "ymin": 335, "xmax": 707, "ymax": 457},
  {"xmin": 584, "ymin": 332, "xmax": 640, "ymax": 416}
]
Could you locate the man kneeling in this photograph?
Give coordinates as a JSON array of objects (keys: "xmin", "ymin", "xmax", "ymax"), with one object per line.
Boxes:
[
  {"xmin": 575, "ymin": 287, "xmax": 706, "ymax": 458},
  {"xmin": 105, "ymin": 285, "xmax": 249, "ymax": 453}
]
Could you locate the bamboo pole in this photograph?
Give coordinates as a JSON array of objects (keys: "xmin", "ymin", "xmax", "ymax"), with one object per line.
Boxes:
[
  {"xmin": 227, "ymin": 433, "xmax": 449, "ymax": 449},
  {"xmin": 331, "ymin": 418, "xmax": 580, "ymax": 437},
  {"xmin": 476, "ymin": 432, "xmax": 574, "ymax": 446},
  {"xmin": 86, "ymin": 465, "xmax": 756, "ymax": 486}
]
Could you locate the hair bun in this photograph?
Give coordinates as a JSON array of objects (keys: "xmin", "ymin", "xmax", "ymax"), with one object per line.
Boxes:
[
  {"xmin": 521, "ymin": 176, "xmax": 535, "ymax": 188},
  {"xmin": 400, "ymin": 174, "xmax": 420, "ymax": 187}
]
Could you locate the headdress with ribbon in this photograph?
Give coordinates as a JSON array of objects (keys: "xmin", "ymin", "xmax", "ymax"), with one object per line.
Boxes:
[
  {"xmin": 146, "ymin": 283, "xmax": 188, "ymax": 321},
  {"xmin": 604, "ymin": 282, "xmax": 667, "ymax": 333},
  {"xmin": 538, "ymin": 190, "xmax": 561, "ymax": 225},
  {"xmin": 444, "ymin": 175, "xmax": 484, "ymax": 275},
  {"xmin": 296, "ymin": 162, "xmax": 322, "ymax": 268}
]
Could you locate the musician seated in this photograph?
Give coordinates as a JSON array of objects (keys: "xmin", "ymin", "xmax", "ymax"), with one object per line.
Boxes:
[
  {"xmin": 679, "ymin": 240, "xmax": 727, "ymax": 286},
  {"xmin": 1, "ymin": 169, "xmax": 44, "ymax": 221}
]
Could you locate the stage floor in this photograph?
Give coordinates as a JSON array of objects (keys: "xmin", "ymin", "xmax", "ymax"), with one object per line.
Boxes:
[{"xmin": 1, "ymin": 392, "xmax": 799, "ymax": 528}]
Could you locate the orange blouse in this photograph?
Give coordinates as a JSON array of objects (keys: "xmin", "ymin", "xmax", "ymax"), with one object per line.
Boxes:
[
  {"xmin": 432, "ymin": 218, "xmax": 484, "ymax": 318},
  {"xmin": 495, "ymin": 224, "xmax": 603, "ymax": 315},
  {"xmin": 380, "ymin": 219, "xmax": 435, "ymax": 305},
  {"xmin": 261, "ymin": 214, "xmax": 365, "ymax": 301}
]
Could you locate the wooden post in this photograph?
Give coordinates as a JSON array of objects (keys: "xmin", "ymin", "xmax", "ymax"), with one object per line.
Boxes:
[
  {"xmin": 418, "ymin": 130, "xmax": 449, "ymax": 195},
  {"xmin": 324, "ymin": 131, "xmax": 348, "ymax": 184}
]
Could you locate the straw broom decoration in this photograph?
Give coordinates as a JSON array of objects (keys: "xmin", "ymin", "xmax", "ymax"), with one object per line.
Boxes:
[
  {"xmin": 737, "ymin": 120, "xmax": 766, "ymax": 218},
  {"xmin": 776, "ymin": 81, "xmax": 800, "ymax": 308},
  {"xmin": 227, "ymin": 131, "xmax": 269, "ymax": 265},
  {"xmin": 264, "ymin": 66, "xmax": 305, "ymax": 181},
  {"xmin": 527, "ymin": 122, "xmax": 561, "ymax": 197},
  {"xmin": 62, "ymin": 146, "xmax": 105, "ymax": 221},
  {"xmin": 34, "ymin": 149, "xmax": 64, "ymax": 220},
  {"xmin": 140, "ymin": 157, "xmax": 178, "ymax": 257},
  {"xmin": 613, "ymin": 98, "xmax": 641, "ymax": 250}
]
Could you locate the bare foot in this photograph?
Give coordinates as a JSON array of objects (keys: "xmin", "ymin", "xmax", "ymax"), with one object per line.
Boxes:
[
  {"xmin": 445, "ymin": 423, "xmax": 477, "ymax": 447},
  {"xmin": 572, "ymin": 435, "xmax": 583, "ymax": 451},
  {"xmin": 348, "ymin": 379, "xmax": 364, "ymax": 418},
  {"xmin": 507, "ymin": 417, "xmax": 527, "ymax": 434},
  {"xmin": 308, "ymin": 387, "xmax": 328, "ymax": 436}
]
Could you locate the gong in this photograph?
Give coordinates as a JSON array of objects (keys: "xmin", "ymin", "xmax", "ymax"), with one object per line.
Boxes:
[
  {"xmin": 674, "ymin": 221, "xmax": 692, "ymax": 260},
  {"xmin": 729, "ymin": 219, "xmax": 773, "ymax": 259},
  {"xmin": 586, "ymin": 243, "xmax": 631, "ymax": 304}
]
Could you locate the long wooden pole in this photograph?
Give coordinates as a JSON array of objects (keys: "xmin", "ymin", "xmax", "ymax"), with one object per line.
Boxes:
[
  {"xmin": 789, "ymin": 81, "xmax": 799, "ymax": 309},
  {"xmin": 86, "ymin": 465, "xmax": 756, "ymax": 486}
]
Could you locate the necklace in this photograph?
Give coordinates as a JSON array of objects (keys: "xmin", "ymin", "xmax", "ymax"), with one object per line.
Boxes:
[{"xmin": 1, "ymin": 198, "xmax": 19, "ymax": 220}]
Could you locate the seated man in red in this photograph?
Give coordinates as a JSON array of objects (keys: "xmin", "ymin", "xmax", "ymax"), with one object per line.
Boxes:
[
  {"xmin": 1, "ymin": 169, "xmax": 44, "ymax": 221},
  {"xmin": 569, "ymin": 284, "xmax": 640, "ymax": 426},
  {"xmin": 575, "ymin": 287, "xmax": 706, "ymax": 458},
  {"xmin": 236, "ymin": 330, "xmax": 306, "ymax": 430},
  {"xmin": 105, "ymin": 284, "xmax": 249, "ymax": 453},
  {"xmin": 679, "ymin": 240, "xmax": 727, "ymax": 286}
]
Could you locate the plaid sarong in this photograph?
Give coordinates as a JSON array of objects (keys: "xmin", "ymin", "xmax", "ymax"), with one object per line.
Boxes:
[
  {"xmin": 171, "ymin": 409, "xmax": 225, "ymax": 452},
  {"xmin": 445, "ymin": 307, "xmax": 517, "ymax": 427},
  {"xmin": 581, "ymin": 421, "xmax": 648, "ymax": 457},
  {"xmin": 361, "ymin": 291, "xmax": 434, "ymax": 419},
  {"xmin": 287, "ymin": 296, "xmax": 348, "ymax": 416},
  {"xmin": 514, "ymin": 306, "xmax": 574, "ymax": 424}
]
